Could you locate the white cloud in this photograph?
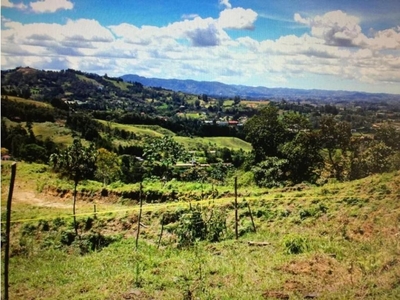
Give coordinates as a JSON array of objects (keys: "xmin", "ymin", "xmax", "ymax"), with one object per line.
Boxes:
[
  {"xmin": 2, "ymin": 8, "xmax": 400, "ymax": 93},
  {"xmin": 219, "ymin": 0, "xmax": 231, "ymax": 9},
  {"xmin": 30, "ymin": 0, "xmax": 73, "ymax": 13},
  {"xmin": 218, "ymin": 8, "xmax": 258, "ymax": 30},
  {"xmin": 1, "ymin": 0, "xmax": 27, "ymax": 10},
  {"xmin": 369, "ymin": 27, "xmax": 400, "ymax": 50},
  {"xmin": 294, "ymin": 10, "xmax": 367, "ymax": 47},
  {"xmin": 181, "ymin": 14, "xmax": 200, "ymax": 20}
]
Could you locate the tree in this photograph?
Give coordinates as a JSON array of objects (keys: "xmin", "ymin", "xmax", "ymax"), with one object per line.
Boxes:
[
  {"xmin": 374, "ymin": 122, "xmax": 400, "ymax": 151},
  {"xmin": 49, "ymin": 139, "xmax": 97, "ymax": 236},
  {"xmin": 319, "ymin": 116, "xmax": 352, "ymax": 180},
  {"xmin": 244, "ymin": 104, "xmax": 285, "ymax": 162},
  {"xmin": 120, "ymin": 154, "xmax": 145, "ymax": 183},
  {"xmin": 143, "ymin": 136, "xmax": 188, "ymax": 179},
  {"xmin": 95, "ymin": 148, "xmax": 120, "ymax": 186},
  {"xmin": 279, "ymin": 131, "xmax": 323, "ymax": 184},
  {"xmin": 233, "ymin": 95, "xmax": 241, "ymax": 106},
  {"xmin": 21, "ymin": 144, "xmax": 47, "ymax": 163},
  {"xmin": 252, "ymin": 157, "xmax": 289, "ymax": 188}
]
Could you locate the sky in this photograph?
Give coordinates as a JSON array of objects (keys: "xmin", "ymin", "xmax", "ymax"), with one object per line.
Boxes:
[{"xmin": 1, "ymin": 0, "xmax": 400, "ymax": 94}]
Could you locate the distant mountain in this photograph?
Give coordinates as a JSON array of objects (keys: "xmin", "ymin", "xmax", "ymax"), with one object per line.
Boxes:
[{"xmin": 121, "ymin": 74, "xmax": 400, "ymax": 102}]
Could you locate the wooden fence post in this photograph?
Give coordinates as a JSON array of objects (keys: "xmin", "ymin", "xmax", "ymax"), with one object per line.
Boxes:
[
  {"xmin": 246, "ymin": 201, "xmax": 256, "ymax": 233},
  {"xmin": 234, "ymin": 176, "xmax": 238, "ymax": 240},
  {"xmin": 4, "ymin": 162, "xmax": 17, "ymax": 300},
  {"xmin": 157, "ymin": 216, "xmax": 165, "ymax": 249},
  {"xmin": 135, "ymin": 182, "xmax": 143, "ymax": 251}
]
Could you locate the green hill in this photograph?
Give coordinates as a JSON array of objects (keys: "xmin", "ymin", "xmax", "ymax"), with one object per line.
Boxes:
[{"xmin": 2, "ymin": 161, "xmax": 399, "ymax": 299}]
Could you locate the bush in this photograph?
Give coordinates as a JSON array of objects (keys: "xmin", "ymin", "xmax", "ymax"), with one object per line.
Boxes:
[
  {"xmin": 175, "ymin": 207, "xmax": 227, "ymax": 247},
  {"xmin": 176, "ymin": 209, "xmax": 206, "ymax": 248},
  {"xmin": 283, "ymin": 235, "xmax": 309, "ymax": 254}
]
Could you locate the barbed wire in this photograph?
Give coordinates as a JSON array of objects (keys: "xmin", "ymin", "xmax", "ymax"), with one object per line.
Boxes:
[{"xmin": 1, "ymin": 194, "xmax": 370, "ymax": 224}]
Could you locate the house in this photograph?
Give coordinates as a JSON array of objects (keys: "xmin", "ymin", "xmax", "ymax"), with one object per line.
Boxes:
[{"xmin": 2, "ymin": 155, "xmax": 12, "ymax": 161}]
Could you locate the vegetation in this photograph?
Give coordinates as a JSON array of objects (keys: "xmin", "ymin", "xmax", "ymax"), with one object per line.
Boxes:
[
  {"xmin": 1, "ymin": 67, "xmax": 400, "ymax": 299},
  {"xmin": 1, "ymin": 161, "xmax": 400, "ymax": 299}
]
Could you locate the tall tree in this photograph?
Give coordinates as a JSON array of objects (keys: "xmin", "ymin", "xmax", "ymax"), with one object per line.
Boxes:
[
  {"xmin": 95, "ymin": 148, "xmax": 120, "ymax": 186},
  {"xmin": 319, "ymin": 116, "xmax": 352, "ymax": 180},
  {"xmin": 244, "ymin": 104, "xmax": 285, "ymax": 162},
  {"xmin": 143, "ymin": 136, "xmax": 188, "ymax": 179},
  {"xmin": 49, "ymin": 139, "xmax": 97, "ymax": 236},
  {"xmin": 279, "ymin": 131, "xmax": 323, "ymax": 184}
]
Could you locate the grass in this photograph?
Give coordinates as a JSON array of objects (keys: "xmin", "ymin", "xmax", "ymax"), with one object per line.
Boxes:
[
  {"xmin": 103, "ymin": 78, "xmax": 132, "ymax": 91},
  {"xmin": 5, "ymin": 96, "xmax": 52, "ymax": 108},
  {"xmin": 175, "ymin": 136, "xmax": 252, "ymax": 152},
  {"xmin": 97, "ymin": 119, "xmax": 252, "ymax": 151},
  {"xmin": 2, "ymin": 160, "xmax": 400, "ymax": 299},
  {"xmin": 97, "ymin": 120, "xmax": 174, "ymax": 138},
  {"xmin": 76, "ymin": 74, "xmax": 101, "ymax": 86},
  {"xmin": 32, "ymin": 122, "xmax": 75, "ymax": 146}
]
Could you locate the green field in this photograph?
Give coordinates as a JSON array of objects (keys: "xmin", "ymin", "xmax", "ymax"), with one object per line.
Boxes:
[
  {"xmin": 97, "ymin": 120, "xmax": 175, "ymax": 137},
  {"xmin": 2, "ymin": 161, "xmax": 399, "ymax": 299},
  {"xmin": 175, "ymin": 136, "xmax": 252, "ymax": 151},
  {"xmin": 32, "ymin": 122, "xmax": 75, "ymax": 146},
  {"xmin": 98, "ymin": 120, "xmax": 252, "ymax": 151},
  {"xmin": 6, "ymin": 96, "xmax": 52, "ymax": 108},
  {"xmin": 103, "ymin": 78, "xmax": 132, "ymax": 91}
]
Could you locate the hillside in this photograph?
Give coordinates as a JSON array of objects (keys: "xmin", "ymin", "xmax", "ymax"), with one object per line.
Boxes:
[{"xmin": 2, "ymin": 160, "xmax": 400, "ymax": 299}]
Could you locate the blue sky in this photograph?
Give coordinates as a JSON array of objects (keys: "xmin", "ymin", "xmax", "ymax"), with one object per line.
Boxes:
[{"xmin": 2, "ymin": 0, "xmax": 400, "ymax": 94}]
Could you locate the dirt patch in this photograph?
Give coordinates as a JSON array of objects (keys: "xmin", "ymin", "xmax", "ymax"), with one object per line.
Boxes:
[
  {"xmin": 11, "ymin": 190, "xmax": 71, "ymax": 209},
  {"xmin": 277, "ymin": 254, "xmax": 361, "ymax": 295}
]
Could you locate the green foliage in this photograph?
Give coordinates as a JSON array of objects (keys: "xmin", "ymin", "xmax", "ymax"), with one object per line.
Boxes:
[
  {"xmin": 95, "ymin": 148, "xmax": 121, "ymax": 186},
  {"xmin": 245, "ymin": 106, "xmax": 323, "ymax": 186},
  {"xmin": 49, "ymin": 138, "xmax": 97, "ymax": 184},
  {"xmin": 175, "ymin": 207, "xmax": 227, "ymax": 247},
  {"xmin": 244, "ymin": 104, "xmax": 284, "ymax": 161},
  {"xmin": 143, "ymin": 136, "xmax": 188, "ymax": 179},
  {"xmin": 209, "ymin": 162, "xmax": 232, "ymax": 182},
  {"xmin": 252, "ymin": 157, "xmax": 289, "ymax": 188},
  {"xmin": 176, "ymin": 208, "xmax": 206, "ymax": 248},
  {"xmin": 283, "ymin": 235, "xmax": 309, "ymax": 254},
  {"xmin": 319, "ymin": 116, "xmax": 352, "ymax": 180},
  {"xmin": 20, "ymin": 143, "xmax": 48, "ymax": 163},
  {"xmin": 119, "ymin": 154, "xmax": 144, "ymax": 183},
  {"xmin": 206, "ymin": 209, "xmax": 227, "ymax": 242}
]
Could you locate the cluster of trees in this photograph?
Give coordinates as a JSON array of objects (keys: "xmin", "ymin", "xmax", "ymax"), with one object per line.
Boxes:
[
  {"xmin": 1, "ymin": 97, "xmax": 66, "ymax": 123},
  {"xmin": 1, "ymin": 120, "xmax": 57, "ymax": 163},
  {"xmin": 244, "ymin": 104, "xmax": 400, "ymax": 187},
  {"xmin": 48, "ymin": 136, "xmax": 235, "ymax": 189}
]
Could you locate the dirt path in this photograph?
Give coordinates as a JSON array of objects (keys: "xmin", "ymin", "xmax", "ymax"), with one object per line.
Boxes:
[{"xmin": 11, "ymin": 190, "xmax": 71, "ymax": 209}]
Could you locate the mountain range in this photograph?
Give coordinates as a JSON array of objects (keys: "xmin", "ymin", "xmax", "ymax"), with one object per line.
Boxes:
[{"xmin": 121, "ymin": 74, "xmax": 400, "ymax": 103}]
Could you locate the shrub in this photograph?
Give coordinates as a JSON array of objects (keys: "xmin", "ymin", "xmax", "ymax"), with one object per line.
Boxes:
[
  {"xmin": 176, "ymin": 209, "xmax": 206, "ymax": 248},
  {"xmin": 175, "ymin": 207, "xmax": 227, "ymax": 247},
  {"xmin": 283, "ymin": 235, "xmax": 309, "ymax": 254}
]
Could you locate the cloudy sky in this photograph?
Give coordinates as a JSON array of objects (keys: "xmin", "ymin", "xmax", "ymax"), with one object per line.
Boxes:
[{"xmin": 1, "ymin": 0, "xmax": 400, "ymax": 94}]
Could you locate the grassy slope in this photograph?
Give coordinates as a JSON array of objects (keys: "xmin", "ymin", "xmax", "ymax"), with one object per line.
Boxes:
[
  {"xmin": 3, "ymin": 118, "xmax": 77, "ymax": 148},
  {"xmin": 98, "ymin": 120, "xmax": 252, "ymax": 151},
  {"xmin": 2, "ymin": 161, "xmax": 399, "ymax": 299},
  {"xmin": 175, "ymin": 136, "xmax": 252, "ymax": 151},
  {"xmin": 5, "ymin": 96, "xmax": 52, "ymax": 108}
]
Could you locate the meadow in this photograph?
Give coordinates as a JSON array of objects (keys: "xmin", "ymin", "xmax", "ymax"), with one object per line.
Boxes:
[{"xmin": 2, "ymin": 161, "xmax": 399, "ymax": 299}]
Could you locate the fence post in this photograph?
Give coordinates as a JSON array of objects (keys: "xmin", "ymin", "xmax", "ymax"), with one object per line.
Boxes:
[
  {"xmin": 4, "ymin": 162, "xmax": 17, "ymax": 300},
  {"xmin": 135, "ymin": 182, "xmax": 143, "ymax": 251},
  {"xmin": 157, "ymin": 216, "xmax": 165, "ymax": 249},
  {"xmin": 234, "ymin": 176, "xmax": 238, "ymax": 240},
  {"xmin": 246, "ymin": 201, "xmax": 256, "ymax": 233},
  {"xmin": 93, "ymin": 204, "xmax": 97, "ymax": 219}
]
